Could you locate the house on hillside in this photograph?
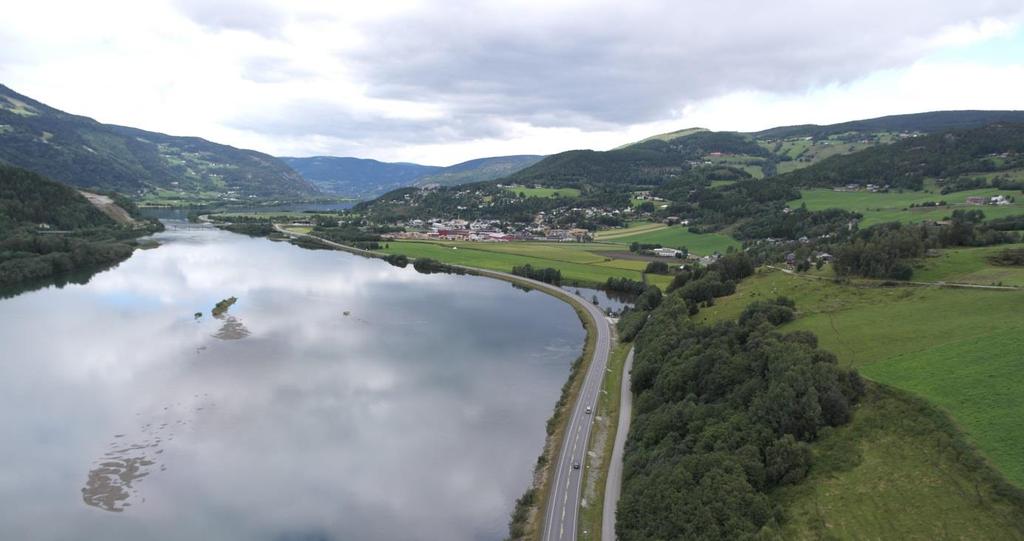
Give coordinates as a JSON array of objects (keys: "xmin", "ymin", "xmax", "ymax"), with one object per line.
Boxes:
[{"xmin": 966, "ymin": 196, "xmax": 986, "ymax": 205}]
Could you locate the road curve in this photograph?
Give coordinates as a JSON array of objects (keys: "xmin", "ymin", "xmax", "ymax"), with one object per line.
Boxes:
[
  {"xmin": 602, "ymin": 347, "xmax": 634, "ymax": 541},
  {"xmin": 273, "ymin": 225, "xmax": 614, "ymax": 540}
]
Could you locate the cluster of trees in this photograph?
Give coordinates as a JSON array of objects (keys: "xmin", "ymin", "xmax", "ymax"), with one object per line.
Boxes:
[
  {"xmin": 510, "ymin": 264, "xmax": 562, "ymax": 285},
  {"xmin": 615, "ymin": 285, "xmax": 664, "ymax": 341},
  {"xmin": 989, "ymin": 248, "xmax": 1024, "ymax": 266},
  {"xmin": 644, "ymin": 261, "xmax": 671, "ymax": 274},
  {"xmin": 834, "ymin": 213, "xmax": 1019, "ymax": 279},
  {"xmin": 218, "ymin": 223, "xmax": 275, "ymax": 237},
  {"xmin": 735, "ymin": 206, "xmax": 859, "ymax": 241},
  {"xmin": 311, "ymin": 225, "xmax": 383, "ymax": 250},
  {"xmin": 617, "ymin": 296, "xmax": 864, "ymax": 540},
  {"xmin": 662, "ymin": 253, "xmax": 755, "ymax": 314},
  {"xmin": 940, "ymin": 176, "xmax": 988, "ymax": 194},
  {"xmin": 660, "ymin": 179, "xmax": 802, "ymax": 232},
  {"xmin": 0, "ymin": 234, "xmax": 135, "ymax": 288},
  {"xmin": 411, "ymin": 257, "xmax": 466, "ymax": 275},
  {"xmin": 987, "ymin": 214, "xmax": 1024, "ymax": 231},
  {"xmin": 605, "ymin": 277, "xmax": 649, "ymax": 295}
]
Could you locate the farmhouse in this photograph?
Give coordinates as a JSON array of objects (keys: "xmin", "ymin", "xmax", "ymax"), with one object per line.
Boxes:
[{"xmin": 653, "ymin": 247, "xmax": 682, "ymax": 257}]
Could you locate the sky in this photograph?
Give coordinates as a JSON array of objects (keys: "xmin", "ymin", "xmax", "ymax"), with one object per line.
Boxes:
[{"xmin": 3, "ymin": 0, "xmax": 1024, "ymax": 166}]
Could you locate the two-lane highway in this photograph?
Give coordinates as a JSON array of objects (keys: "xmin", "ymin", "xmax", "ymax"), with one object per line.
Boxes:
[{"xmin": 540, "ymin": 290, "xmax": 612, "ymax": 541}]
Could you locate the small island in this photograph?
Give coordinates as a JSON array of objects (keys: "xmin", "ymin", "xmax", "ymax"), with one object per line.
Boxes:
[{"xmin": 211, "ymin": 297, "xmax": 238, "ymax": 318}]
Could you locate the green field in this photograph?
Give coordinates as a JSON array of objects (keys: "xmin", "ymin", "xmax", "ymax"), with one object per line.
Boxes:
[
  {"xmin": 379, "ymin": 240, "xmax": 673, "ymax": 289},
  {"xmin": 504, "ymin": 185, "xmax": 581, "ymax": 198},
  {"xmin": 913, "ymin": 243, "xmax": 1024, "ymax": 286},
  {"xmin": 773, "ymin": 384, "xmax": 1024, "ymax": 539},
  {"xmin": 792, "ymin": 183, "xmax": 1022, "ymax": 226},
  {"xmin": 698, "ymin": 267, "xmax": 1024, "ymax": 536},
  {"xmin": 862, "ymin": 328, "xmax": 1024, "ymax": 485},
  {"xmin": 598, "ymin": 224, "xmax": 740, "ymax": 255},
  {"xmin": 701, "ymin": 269, "xmax": 1024, "ymax": 483},
  {"xmin": 595, "ymin": 221, "xmax": 666, "ymax": 239}
]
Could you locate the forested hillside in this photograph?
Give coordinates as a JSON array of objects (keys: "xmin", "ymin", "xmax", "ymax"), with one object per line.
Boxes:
[
  {"xmin": 778, "ymin": 123, "xmax": 1024, "ymax": 190},
  {"xmin": 0, "ymin": 85, "xmax": 318, "ymax": 200},
  {"xmin": 754, "ymin": 110, "xmax": 1024, "ymax": 140},
  {"xmin": 508, "ymin": 131, "xmax": 768, "ymax": 188},
  {"xmin": 0, "ymin": 164, "xmax": 161, "ymax": 289},
  {"xmin": 281, "ymin": 156, "xmax": 441, "ymax": 198},
  {"xmin": 415, "ymin": 155, "xmax": 543, "ymax": 187},
  {"xmin": 282, "ymin": 154, "xmax": 543, "ymax": 198}
]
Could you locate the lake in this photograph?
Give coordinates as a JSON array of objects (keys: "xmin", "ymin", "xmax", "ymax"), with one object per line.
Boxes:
[{"xmin": 0, "ymin": 221, "xmax": 585, "ymax": 540}]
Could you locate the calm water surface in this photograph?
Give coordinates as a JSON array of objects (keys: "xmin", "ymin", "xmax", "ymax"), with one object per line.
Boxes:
[{"xmin": 0, "ymin": 222, "xmax": 584, "ymax": 540}]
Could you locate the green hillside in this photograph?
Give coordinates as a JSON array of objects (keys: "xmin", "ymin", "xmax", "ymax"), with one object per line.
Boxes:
[{"xmin": 0, "ymin": 85, "xmax": 318, "ymax": 202}]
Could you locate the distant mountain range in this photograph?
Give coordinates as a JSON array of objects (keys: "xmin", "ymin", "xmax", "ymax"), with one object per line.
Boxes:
[
  {"xmin": 0, "ymin": 85, "xmax": 319, "ymax": 201},
  {"xmin": 503, "ymin": 110, "xmax": 1024, "ymax": 189},
  {"xmin": 281, "ymin": 154, "xmax": 543, "ymax": 198}
]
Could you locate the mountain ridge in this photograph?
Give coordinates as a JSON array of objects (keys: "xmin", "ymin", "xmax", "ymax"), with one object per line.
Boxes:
[{"xmin": 0, "ymin": 84, "xmax": 319, "ymax": 201}]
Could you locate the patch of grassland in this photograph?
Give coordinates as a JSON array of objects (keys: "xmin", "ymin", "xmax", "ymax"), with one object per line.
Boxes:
[
  {"xmin": 769, "ymin": 384, "xmax": 1024, "ymax": 540},
  {"xmin": 595, "ymin": 222, "xmax": 666, "ymax": 240},
  {"xmin": 601, "ymin": 225, "xmax": 740, "ymax": 255},
  {"xmin": 862, "ymin": 328, "xmax": 1024, "ymax": 486},
  {"xmin": 578, "ymin": 342, "xmax": 630, "ymax": 540},
  {"xmin": 505, "ymin": 185, "xmax": 582, "ymax": 198},
  {"xmin": 913, "ymin": 243, "xmax": 1024, "ymax": 286}
]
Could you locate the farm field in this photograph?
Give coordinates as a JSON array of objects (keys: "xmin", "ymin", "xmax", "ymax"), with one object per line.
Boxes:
[
  {"xmin": 598, "ymin": 224, "xmax": 740, "ymax": 255},
  {"xmin": 791, "ymin": 184, "xmax": 1022, "ymax": 226},
  {"xmin": 913, "ymin": 243, "xmax": 1024, "ymax": 286},
  {"xmin": 594, "ymin": 221, "xmax": 666, "ymax": 239},
  {"xmin": 503, "ymin": 185, "xmax": 581, "ymax": 198},
  {"xmin": 378, "ymin": 240, "xmax": 674, "ymax": 289}
]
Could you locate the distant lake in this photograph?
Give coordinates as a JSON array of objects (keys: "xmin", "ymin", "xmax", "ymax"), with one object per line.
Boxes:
[{"xmin": 0, "ymin": 221, "xmax": 584, "ymax": 540}]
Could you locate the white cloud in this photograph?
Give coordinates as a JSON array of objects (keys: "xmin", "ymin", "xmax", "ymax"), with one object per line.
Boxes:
[{"xmin": 1, "ymin": 0, "xmax": 1023, "ymax": 165}]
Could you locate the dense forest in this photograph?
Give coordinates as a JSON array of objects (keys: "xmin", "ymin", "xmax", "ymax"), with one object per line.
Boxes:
[
  {"xmin": 753, "ymin": 110, "xmax": 1024, "ymax": 140},
  {"xmin": 617, "ymin": 294, "xmax": 864, "ymax": 540},
  {"xmin": 506, "ymin": 131, "xmax": 770, "ymax": 189},
  {"xmin": 0, "ymin": 164, "xmax": 161, "ymax": 289}
]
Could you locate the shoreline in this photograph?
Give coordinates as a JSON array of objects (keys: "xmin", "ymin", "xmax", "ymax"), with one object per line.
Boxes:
[{"xmin": 272, "ymin": 224, "xmax": 615, "ymax": 540}]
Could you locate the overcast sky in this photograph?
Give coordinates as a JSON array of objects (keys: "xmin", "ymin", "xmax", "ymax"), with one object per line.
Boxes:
[{"xmin": 3, "ymin": 1, "xmax": 1024, "ymax": 165}]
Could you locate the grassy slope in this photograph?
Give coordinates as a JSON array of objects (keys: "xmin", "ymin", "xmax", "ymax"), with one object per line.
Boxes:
[
  {"xmin": 791, "ymin": 180, "xmax": 1023, "ymax": 227},
  {"xmin": 699, "ymin": 267, "xmax": 1024, "ymax": 537},
  {"xmin": 772, "ymin": 385, "xmax": 1024, "ymax": 540},
  {"xmin": 504, "ymin": 185, "xmax": 582, "ymax": 198},
  {"xmin": 913, "ymin": 243, "xmax": 1024, "ymax": 287}
]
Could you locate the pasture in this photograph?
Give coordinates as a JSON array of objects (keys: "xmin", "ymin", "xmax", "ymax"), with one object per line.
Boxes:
[{"xmin": 504, "ymin": 185, "xmax": 581, "ymax": 198}]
